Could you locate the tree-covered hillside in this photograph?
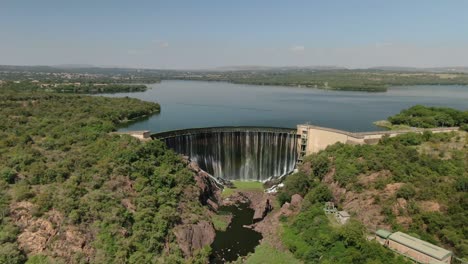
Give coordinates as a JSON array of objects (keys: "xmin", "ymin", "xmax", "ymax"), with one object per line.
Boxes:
[
  {"xmin": 0, "ymin": 93, "xmax": 208, "ymax": 263},
  {"xmin": 387, "ymin": 105, "xmax": 468, "ymax": 130},
  {"xmin": 1, "ymin": 82, "xmax": 148, "ymax": 94},
  {"xmin": 278, "ymin": 131, "xmax": 467, "ymax": 262}
]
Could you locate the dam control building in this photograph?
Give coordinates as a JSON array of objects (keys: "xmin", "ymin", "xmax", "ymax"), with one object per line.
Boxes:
[{"xmin": 375, "ymin": 230, "xmax": 452, "ymax": 264}]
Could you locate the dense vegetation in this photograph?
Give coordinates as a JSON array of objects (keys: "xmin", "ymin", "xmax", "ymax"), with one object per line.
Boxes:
[
  {"xmin": 278, "ymin": 131, "xmax": 468, "ymax": 261},
  {"xmin": 0, "ymin": 92, "xmax": 207, "ymax": 263},
  {"xmin": 1, "ymin": 82, "xmax": 148, "ymax": 94},
  {"xmin": 173, "ymin": 70, "xmax": 468, "ymax": 92},
  {"xmin": 282, "ymin": 205, "xmax": 410, "ymax": 264},
  {"xmin": 387, "ymin": 105, "xmax": 468, "ymax": 130}
]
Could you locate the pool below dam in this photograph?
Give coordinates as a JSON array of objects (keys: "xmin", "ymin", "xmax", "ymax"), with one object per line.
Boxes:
[{"xmin": 210, "ymin": 203, "xmax": 262, "ymax": 263}]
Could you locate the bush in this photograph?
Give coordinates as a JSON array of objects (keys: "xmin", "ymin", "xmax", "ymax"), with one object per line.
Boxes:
[
  {"xmin": 461, "ymin": 124, "xmax": 468, "ymax": 131},
  {"xmin": 0, "ymin": 242, "xmax": 26, "ymax": 264},
  {"xmin": 305, "ymin": 184, "xmax": 332, "ymax": 205},
  {"xmin": 277, "ymin": 172, "xmax": 311, "ymax": 205},
  {"xmin": 307, "ymin": 153, "xmax": 331, "ymax": 180},
  {"xmin": 0, "ymin": 168, "xmax": 16, "ymax": 184},
  {"xmin": 396, "ymin": 184, "xmax": 416, "ymax": 200}
]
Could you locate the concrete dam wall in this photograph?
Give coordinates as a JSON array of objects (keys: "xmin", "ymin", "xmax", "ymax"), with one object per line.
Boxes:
[{"xmin": 153, "ymin": 127, "xmax": 298, "ymax": 181}]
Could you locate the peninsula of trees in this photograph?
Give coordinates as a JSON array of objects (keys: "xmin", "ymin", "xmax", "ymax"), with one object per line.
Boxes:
[
  {"xmin": 387, "ymin": 105, "xmax": 468, "ymax": 129},
  {"xmin": 0, "ymin": 82, "xmax": 148, "ymax": 94}
]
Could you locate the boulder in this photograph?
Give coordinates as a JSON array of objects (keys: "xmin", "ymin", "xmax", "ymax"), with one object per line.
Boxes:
[
  {"xmin": 290, "ymin": 194, "xmax": 303, "ymax": 209},
  {"xmin": 279, "ymin": 202, "xmax": 293, "ymax": 217},
  {"xmin": 207, "ymin": 198, "xmax": 219, "ymax": 211},
  {"xmin": 174, "ymin": 220, "xmax": 216, "ymax": 257},
  {"xmin": 253, "ymin": 198, "xmax": 273, "ymax": 221}
]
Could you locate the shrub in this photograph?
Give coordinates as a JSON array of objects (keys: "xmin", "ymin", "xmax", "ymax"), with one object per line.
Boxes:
[
  {"xmin": 0, "ymin": 168, "xmax": 16, "ymax": 184},
  {"xmin": 396, "ymin": 184, "xmax": 416, "ymax": 200}
]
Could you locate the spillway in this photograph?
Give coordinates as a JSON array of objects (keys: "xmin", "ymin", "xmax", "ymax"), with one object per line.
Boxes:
[{"xmin": 159, "ymin": 128, "xmax": 298, "ymax": 181}]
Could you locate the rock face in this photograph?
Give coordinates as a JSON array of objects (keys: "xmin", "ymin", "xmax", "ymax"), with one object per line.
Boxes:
[
  {"xmin": 188, "ymin": 160, "xmax": 221, "ymax": 211},
  {"xmin": 279, "ymin": 195, "xmax": 303, "ymax": 218},
  {"xmin": 10, "ymin": 201, "xmax": 94, "ymax": 261},
  {"xmin": 173, "ymin": 221, "xmax": 216, "ymax": 257},
  {"xmin": 173, "ymin": 158, "xmax": 221, "ymax": 258},
  {"xmin": 253, "ymin": 197, "xmax": 273, "ymax": 221},
  {"xmin": 290, "ymin": 194, "xmax": 303, "ymax": 210}
]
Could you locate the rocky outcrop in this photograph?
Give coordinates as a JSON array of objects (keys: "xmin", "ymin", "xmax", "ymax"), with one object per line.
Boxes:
[
  {"xmin": 173, "ymin": 220, "xmax": 216, "ymax": 257},
  {"xmin": 173, "ymin": 158, "xmax": 221, "ymax": 258},
  {"xmin": 290, "ymin": 194, "xmax": 303, "ymax": 210},
  {"xmin": 253, "ymin": 197, "xmax": 273, "ymax": 221},
  {"xmin": 279, "ymin": 194, "xmax": 303, "ymax": 217},
  {"xmin": 187, "ymin": 160, "xmax": 221, "ymax": 211},
  {"xmin": 10, "ymin": 202, "xmax": 94, "ymax": 261},
  {"xmin": 223, "ymin": 191, "xmax": 274, "ymax": 222}
]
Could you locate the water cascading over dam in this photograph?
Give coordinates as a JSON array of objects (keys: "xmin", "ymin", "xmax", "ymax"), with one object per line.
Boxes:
[{"xmin": 155, "ymin": 127, "xmax": 298, "ymax": 181}]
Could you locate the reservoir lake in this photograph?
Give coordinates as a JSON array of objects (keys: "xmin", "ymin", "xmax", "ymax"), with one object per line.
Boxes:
[{"xmin": 102, "ymin": 80, "xmax": 468, "ymax": 132}]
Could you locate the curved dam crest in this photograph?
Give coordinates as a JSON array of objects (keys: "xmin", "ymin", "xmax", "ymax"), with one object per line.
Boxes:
[{"xmin": 154, "ymin": 127, "xmax": 298, "ymax": 181}]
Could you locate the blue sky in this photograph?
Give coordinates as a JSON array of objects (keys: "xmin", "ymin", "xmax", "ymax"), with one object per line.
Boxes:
[{"xmin": 1, "ymin": 0, "xmax": 468, "ymax": 69}]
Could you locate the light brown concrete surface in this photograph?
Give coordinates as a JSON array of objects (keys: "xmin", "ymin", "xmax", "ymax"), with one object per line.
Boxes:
[{"xmin": 297, "ymin": 124, "xmax": 459, "ymax": 155}]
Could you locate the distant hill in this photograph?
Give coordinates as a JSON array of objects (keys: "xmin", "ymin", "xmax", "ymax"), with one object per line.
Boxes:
[
  {"xmin": 210, "ymin": 65, "xmax": 347, "ymax": 72},
  {"xmin": 54, "ymin": 64, "xmax": 96, "ymax": 69},
  {"xmin": 2, "ymin": 64, "xmax": 468, "ymax": 74},
  {"xmin": 371, "ymin": 66, "xmax": 468, "ymax": 73}
]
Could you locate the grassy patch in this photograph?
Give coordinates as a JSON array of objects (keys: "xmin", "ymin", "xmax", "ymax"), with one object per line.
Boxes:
[
  {"xmin": 373, "ymin": 120, "xmax": 412, "ymax": 130},
  {"xmin": 211, "ymin": 212, "xmax": 231, "ymax": 231},
  {"xmin": 231, "ymin": 181, "xmax": 264, "ymax": 190},
  {"xmin": 242, "ymin": 244, "xmax": 302, "ymax": 264},
  {"xmin": 222, "ymin": 181, "xmax": 264, "ymax": 198}
]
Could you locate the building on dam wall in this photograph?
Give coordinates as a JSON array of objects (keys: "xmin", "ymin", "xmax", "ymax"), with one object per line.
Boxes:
[{"xmin": 296, "ymin": 124, "xmax": 459, "ymax": 162}]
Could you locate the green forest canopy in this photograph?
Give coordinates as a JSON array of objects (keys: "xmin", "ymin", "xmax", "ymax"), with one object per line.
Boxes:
[
  {"xmin": 388, "ymin": 105, "xmax": 468, "ymax": 129},
  {"xmin": 0, "ymin": 92, "xmax": 207, "ymax": 263}
]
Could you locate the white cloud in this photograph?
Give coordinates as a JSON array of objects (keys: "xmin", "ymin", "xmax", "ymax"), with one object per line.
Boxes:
[{"xmin": 290, "ymin": 45, "xmax": 305, "ymax": 52}]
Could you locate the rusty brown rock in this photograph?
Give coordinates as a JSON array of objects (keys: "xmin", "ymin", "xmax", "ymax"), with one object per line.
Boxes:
[
  {"xmin": 290, "ymin": 194, "xmax": 303, "ymax": 209},
  {"xmin": 253, "ymin": 196, "xmax": 273, "ymax": 221},
  {"xmin": 207, "ymin": 198, "xmax": 219, "ymax": 211},
  {"xmin": 174, "ymin": 220, "xmax": 216, "ymax": 257}
]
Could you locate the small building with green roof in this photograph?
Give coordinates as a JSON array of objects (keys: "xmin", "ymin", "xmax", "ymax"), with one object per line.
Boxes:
[
  {"xmin": 375, "ymin": 229, "xmax": 392, "ymax": 245},
  {"xmin": 375, "ymin": 230, "xmax": 452, "ymax": 264}
]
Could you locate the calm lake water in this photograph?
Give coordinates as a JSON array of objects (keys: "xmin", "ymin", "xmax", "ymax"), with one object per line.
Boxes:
[{"xmin": 103, "ymin": 81, "xmax": 468, "ymax": 132}]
